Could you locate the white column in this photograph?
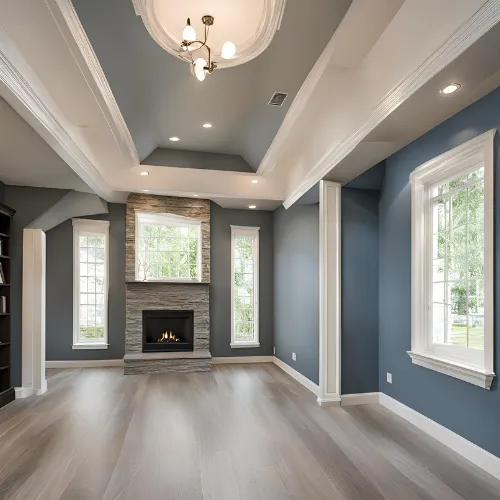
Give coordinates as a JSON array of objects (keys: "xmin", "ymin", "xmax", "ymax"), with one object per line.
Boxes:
[
  {"xmin": 318, "ymin": 181, "xmax": 341, "ymax": 405},
  {"xmin": 16, "ymin": 229, "xmax": 47, "ymax": 398}
]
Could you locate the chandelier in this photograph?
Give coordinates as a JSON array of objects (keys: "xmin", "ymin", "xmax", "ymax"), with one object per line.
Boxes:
[{"xmin": 179, "ymin": 15, "xmax": 236, "ymax": 82}]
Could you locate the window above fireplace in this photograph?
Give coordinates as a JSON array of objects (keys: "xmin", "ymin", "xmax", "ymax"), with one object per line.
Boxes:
[{"xmin": 135, "ymin": 212, "xmax": 201, "ymax": 282}]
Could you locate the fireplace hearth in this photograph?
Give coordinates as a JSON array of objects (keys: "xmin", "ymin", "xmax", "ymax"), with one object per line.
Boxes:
[{"xmin": 142, "ymin": 310, "xmax": 194, "ymax": 353}]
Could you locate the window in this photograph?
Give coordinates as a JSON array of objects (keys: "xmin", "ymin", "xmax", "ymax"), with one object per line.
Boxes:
[
  {"xmin": 72, "ymin": 219, "xmax": 109, "ymax": 349},
  {"xmin": 231, "ymin": 226, "xmax": 259, "ymax": 348},
  {"xmin": 135, "ymin": 212, "xmax": 201, "ymax": 282},
  {"xmin": 409, "ymin": 130, "xmax": 495, "ymax": 389}
]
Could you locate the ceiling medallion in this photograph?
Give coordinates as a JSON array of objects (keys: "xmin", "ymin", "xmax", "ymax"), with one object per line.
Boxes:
[
  {"xmin": 132, "ymin": 0, "xmax": 287, "ymax": 71},
  {"xmin": 179, "ymin": 15, "xmax": 235, "ymax": 81}
]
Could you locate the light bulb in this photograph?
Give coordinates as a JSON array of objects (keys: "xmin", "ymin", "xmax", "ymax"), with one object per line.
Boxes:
[
  {"xmin": 440, "ymin": 83, "xmax": 461, "ymax": 95},
  {"xmin": 194, "ymin": 58, "xmax": 207, "ymax": 82},
  {"xmin": 221, "ymin": 41, "xmax": 236, "ymax": 59},
  {"xmin": 182, "ymin": 18, "xmax": 196, "ymax": 42}
]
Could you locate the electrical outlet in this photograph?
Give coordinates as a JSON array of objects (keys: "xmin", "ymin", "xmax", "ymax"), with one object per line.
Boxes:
[
  {"xmin": 292, "ymin": 352, "xmax": 296, "ymax": 361},
  {"xmin": 387, "ymin": 372, "xmax": 393, "ymax": 384},
  {"xmin": 273, "ymin": 346, "xmax": 276, "ymax": 355}
]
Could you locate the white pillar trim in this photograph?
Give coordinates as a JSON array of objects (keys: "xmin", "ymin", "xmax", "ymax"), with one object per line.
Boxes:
[
  {"xmin": 318, "ymin": 181, "xmax": 342, "ymax": 405},
  {"xmin": 16, "ymin": 229, "xmax": 47, "ymax": 398}
]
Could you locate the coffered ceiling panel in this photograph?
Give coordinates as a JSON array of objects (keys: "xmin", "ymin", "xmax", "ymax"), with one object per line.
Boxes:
[{"xmin": 71, "ymin": 0, "xmax": 351, "ymax": 169}]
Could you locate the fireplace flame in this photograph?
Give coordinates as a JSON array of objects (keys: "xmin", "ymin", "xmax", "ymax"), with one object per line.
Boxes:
[{"xmin": 157, "ymin": 330, "xmax": 181, "ymax": 343}]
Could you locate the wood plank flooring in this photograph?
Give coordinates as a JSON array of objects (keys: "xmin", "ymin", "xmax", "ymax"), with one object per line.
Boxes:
[{"xmin": 0, "ymin": 364, "xmax": 499, "ymax": 500}]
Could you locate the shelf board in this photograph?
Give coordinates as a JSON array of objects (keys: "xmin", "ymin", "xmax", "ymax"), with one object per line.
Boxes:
[
  {"xmin": 0, "ymin": 366, "xmax": 9, "ymax": 371},
  {"xmin": 0, "ymin": 255, "xmax": 10, "ymax": 259},
  {"xmin": 0, "ymin": 233, "xmax": 10, "ymax": 239},
  {"xmin": 0, "ymin": 284, "xmax": 10, "ymax": 287},
  {"xmin": 0, "ymin": 313, "xmax": 10, "ymax": 316},
  {"xmin": 0, "ymin": 342, "xmax": 10, "ymax": 347}
]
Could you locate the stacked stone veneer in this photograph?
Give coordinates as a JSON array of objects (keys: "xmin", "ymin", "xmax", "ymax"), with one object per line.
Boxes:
[{"xmin": 124, "ymin": 194, "xmax": 211, "ymax": 374}]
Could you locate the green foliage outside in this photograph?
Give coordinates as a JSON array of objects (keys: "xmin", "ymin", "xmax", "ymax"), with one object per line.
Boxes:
[
  {"xmin": 434, "ymin": 168, "xmax": 484, "ymax": 349},
  {"xmin": 79, "ymin": 326, "xmax": 105, "ymax": 340},
  {"xmin": 137, "ymin": 225, "xmax": 199, "ymax": 279},
  {"xmin": 233, "ymin": 236, "xmax": 255, "ymax": 340}
]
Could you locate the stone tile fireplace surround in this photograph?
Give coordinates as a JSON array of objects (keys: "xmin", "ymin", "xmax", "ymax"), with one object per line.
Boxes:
[{"xmin": 123, "ymin": 194, "xmax": 212, "ymax": 374}]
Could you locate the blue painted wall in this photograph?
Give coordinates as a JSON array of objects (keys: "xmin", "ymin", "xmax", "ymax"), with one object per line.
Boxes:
[
  {"xmin": 274, "ymin": 204, "xmax": 319, "ymax": 384},
  {"xmin": 341, "ymin": 188, "xmax": 380, "ymax": 394},
  {"xmin": 379, "ymin": 86, "xmax": 500, "ymax": 458}
]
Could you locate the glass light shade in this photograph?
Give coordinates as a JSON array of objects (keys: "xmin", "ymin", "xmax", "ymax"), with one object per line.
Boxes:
[
  {"xmin": 182, "ymin": 22, "xmax": 196, "ymax": 42},
  {"xmin": 194, "ymin": 58, "xmax": 207, "ymax": 82},
  {"xmin": 221, "ymin": 41, "xmax": 236, "ymax": 59}
]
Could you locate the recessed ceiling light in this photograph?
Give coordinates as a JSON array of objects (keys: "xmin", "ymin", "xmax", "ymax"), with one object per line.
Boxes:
[
  {"xmin": 143, "ymin": 189, "xmax": 149, "ymax": 192},
  {"xmin": 140, "ymin": 171, "xmax": 149, "ymax": 176},
  {"xmin": 251, "ymin": 179, "xmax": 259, "ymax": 184},
  {"xmin": 440, "ymin": 83, "xmax": 461, "ymax": 95},
  {"xmin": 203, "ymin": 123, "xmax": 212, "ymax": 128},
  {"xmin": 169, "ymin": 136, "xmax": 180, "ymax": 141},
  {"xmin": 248, "ymin": 205, "xmax": 257, "ymax": 209},
  {"xmin": 193, "ymin": 194, "xmax": 199, "ymax": 197}
]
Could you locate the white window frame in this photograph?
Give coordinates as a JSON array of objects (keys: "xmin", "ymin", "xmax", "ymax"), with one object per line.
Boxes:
[
  {"xmin": 72, "ymin": 219, "xmax": 110, "ymax": 349},
  {"xmin": 231, "ymin": 226, "xmax": 260, "ymax": 348},
  {"xmin": 135, "ymin": 211, "xmax": 202, "ymax": 283},
  {"xmin": 409, "ymin": 130, "xmax": 495, "ymax": 389}
]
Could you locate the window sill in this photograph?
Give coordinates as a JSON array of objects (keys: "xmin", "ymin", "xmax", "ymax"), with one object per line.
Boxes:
[
  {"xmin": 230, "ymin": 342, "xmax": 260, "ymax": 349},
  {"xmin": 72, "ymin": 343, "xmax": 109, "ymax": 350},
  {"xmin": 407, "ymin": 351, "xmax": 495, "ymax": 389}
]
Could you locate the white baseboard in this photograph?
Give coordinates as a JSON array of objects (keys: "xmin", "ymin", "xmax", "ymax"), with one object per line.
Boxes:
[
  {"xmin": 15, "ymin": 383, "xmax": 47, "ymax": 399},
  {"xmin": 212, "ymin": 356, "xmax": 273, "ymax": 364},
  {"xmin": 272, "ymin": 356, "xmax": 320, "ymax": 396},
  {"xmin": 379, "ymin": 393, "xmax": 500, "ymax": 481},
  {"xmin": 46, "ymin": 359, "xmax": 124, "ymax": 368},
  {"xmin": 341, "ymin": 392, "xmax": 380, "ymax": 406},
  {"xmin": 317, "ymin": 395, "xmax": 342, "ymax": 406}
]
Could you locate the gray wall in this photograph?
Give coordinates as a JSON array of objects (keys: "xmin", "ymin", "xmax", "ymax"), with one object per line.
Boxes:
[
  {"xmin": 210, "ymin": 202, "xmax": 274, "ymax": 357},
  {"xmin": 379, "ymin": 85, "xmax": 500, "ymax": 458},
  {"xmin": 46, "ymin": 204, "xmax": 126, "ymax": 361},
  {"xmin": 341, "ymin": 188, "xmax": 379, "ymax": 394},
  {"xmin": 5, "ymin": 186, "xmax": 70, "ymax": 385},
  {"xmin": 273, "ymin": 204, "xmax": 319, "ymax": 384}
]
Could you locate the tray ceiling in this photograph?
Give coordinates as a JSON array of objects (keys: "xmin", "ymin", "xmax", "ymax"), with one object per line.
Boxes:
[{"xmin": 71, "ymin": 0, "xmax": 351, "ymax": 169}]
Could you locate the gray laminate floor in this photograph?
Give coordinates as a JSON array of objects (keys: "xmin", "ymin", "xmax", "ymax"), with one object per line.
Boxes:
[{"xmin": 0, "ymin": 364, "xmax": 499, "ymax": 500}]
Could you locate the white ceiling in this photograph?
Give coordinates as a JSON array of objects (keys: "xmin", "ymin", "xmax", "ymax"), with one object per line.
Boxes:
[
  {"xmin": 0, "ymin": 97, "xmax": 92, "ymax": 192},
  {"xmin": 0, "ymin": 0, "xmax": 499, "ymax": 211},
  {"xmin": 324, "ymin": 19, "xmax": 500, "ymax": 184}
]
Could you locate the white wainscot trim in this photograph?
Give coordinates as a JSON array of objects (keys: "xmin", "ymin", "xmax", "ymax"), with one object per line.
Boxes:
[
  {"xmin": 46, "ymin": 359, "xmax": 124, "ymax": 368},
  {"xmin": 408, "ymin": 351, "xmax": 495, "ymax": 390},
  {"xmin": 212, "ymin": 356, "xmax": 273, "ymax": 364},
  {"xmin": 340, "ymin": 393, "xmax": 380, "ymax": 406},
  {"xmin": 379, "ymin": 393, "xmax": 500, "ymax": 482},
  {"xmin": 272, "ymin": 356, "xmax": 320, "ymax": 396}
]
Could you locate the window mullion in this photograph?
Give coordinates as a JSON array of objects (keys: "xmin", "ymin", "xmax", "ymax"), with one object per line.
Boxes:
[{"xmin": 465, "ymin": 187, "xmax": 469, "ymax": 348}]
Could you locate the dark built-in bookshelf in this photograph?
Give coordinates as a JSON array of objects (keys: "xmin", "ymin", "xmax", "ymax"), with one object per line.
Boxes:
[{"xmin": 0, "ymin": 203, "xmax": 15, "ymax": 409}]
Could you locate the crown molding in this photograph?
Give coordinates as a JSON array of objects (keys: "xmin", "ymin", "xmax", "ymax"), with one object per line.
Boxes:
[
  {"xmin": 134, "ymin": 0, "xmax": 286, "ymax": 69},
  {"xmin": 282, "ymin": 0, "xmax": 500, "ymax": 209},
  {"xmin": 0, "ymin": 23, "xmax": 114, "ymax": 201},
  {"xmin": 45, "ymin": 0, "xmax": 140, "ymax": 166}
]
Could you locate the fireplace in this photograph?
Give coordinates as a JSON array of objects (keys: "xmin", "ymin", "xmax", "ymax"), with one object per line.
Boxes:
[{"xmin": 142, "ymin": 310, "xmax": 194, "ymax": 353}]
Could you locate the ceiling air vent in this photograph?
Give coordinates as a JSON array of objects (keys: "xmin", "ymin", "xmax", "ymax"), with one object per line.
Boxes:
[{"xmin": 268, "ymin": 92, "xmax": 288, "ymax": 107}]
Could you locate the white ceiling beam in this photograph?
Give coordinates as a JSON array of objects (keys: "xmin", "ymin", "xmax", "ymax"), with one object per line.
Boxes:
[
  {"xmin": 0, "ymin": 23, "xmax": 114, "ymax": 201},
  {"xmin": 281, "ymin": 0, "xmax": 500, "ymax": 208}
]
